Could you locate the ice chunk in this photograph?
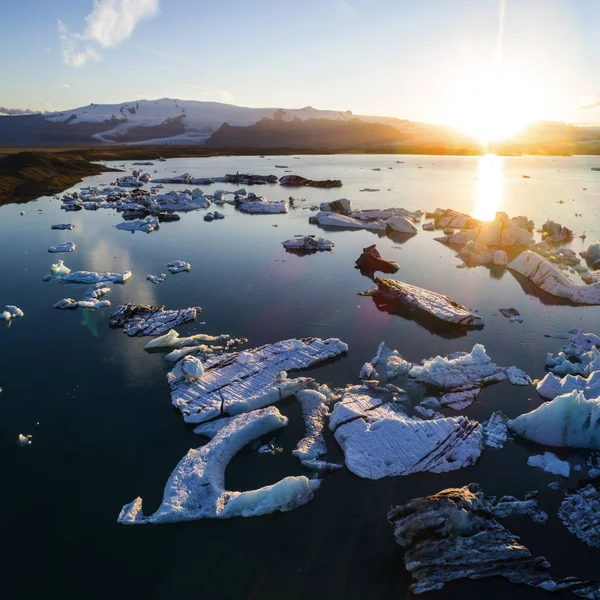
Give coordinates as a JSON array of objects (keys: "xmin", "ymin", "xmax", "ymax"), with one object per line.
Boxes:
[
  {"xmin": 387, "ymin": 483, "xmax": 600, "ymax": 597},
  {"xmin": 17, "ymin": 433, "xmax": 32, "ymax": 446},
  {"xmin": 439, "ymin": 385, "xmax": 480, "ymax": 410},
  {"xmin": 172, "ymin": 356, "xmax": 204, "ymax": 380},
  {"xmin": 484, "ymin": 411, "xmax": 508, "ymax": 448},
  {"xmin": 1, "ymin": 305, "xmax": 24, "ymax": 322},
  {"xmin": 238, "ymin": 197, "xmax": 288, "ymax": 214},
  {"xmin": 509, "ymin": 390, "xmax": 600, "ymax": 448},
  {"xmin": 508, "ymin": 250, "xmax": 600, "ymax": 305},
  {"xmin": 53, "ymin": 298, "xmax": 78, "ymax": 310},
  {"xmin": 282, "ymin": 235, "xmax": 334, "ymax": 252},
  {"xmin": 49, "ymin": 260, "xmax": 71, "ymax": 277},
  {"xmin": 542, "ymin": 219, "xmax": 573, "ymax": 243},
  {"xmin": 319, "ymin": 199, "xmax": 352, "ymax": 214},
  {"xmin": 559, "ymin": 482, "xmax": 600, "ymax": 547},
  {"xmin": 528, "ymin": 452, "xmax": 570, "ymax": 477},
  {"xmin": 169, "ymin": 337, "xmax": 348, "ymax": 423},
  {"xmin": 59, "ymin": 270, "xmax": 131, "ymax": 284},
  {"xmin": 375, "ymin": 278, "xmax": 484, "ymax": 327},
  {"xmin": 117, "ymin": 407, "xmax": 320, "ymax": 524},
  {"xmin": 310, "ymin": 211, "xmax": 387, "ymax": 231},
  {"xmin": 51, "ymin": 223, "xmax": 74, "ymax": 230},
  {"xmin": 581, "ymin": 242, "xmax": 600, "ymax": 269},
  {"xmin": 48, "ymin": 241, "xmax": 76, "ymax": 253},
  {"xmin": 360, "ymin": 342, "xmax": 410, "ymax": 383},
  {"xmin": 109, "ymin": 304, "xmax": 200, "ymax": 337},
  {"xmin": 536, "ymin": 371, "xmax": 600, "ymax": 400},
  {"xmin": 292, "ymin": 389, "xmax": 330, "ymax": 466},
  {"xmin": 330, "ymin": 387, "xmax": 482, "ymax": 479},
  {"xmin": 146, "ymin": 273, "xmax": 167, "ymax": 284},
  {"xmin": 167, "ymin": 260, "xmax": 191, "ymax": 274},
  {"xmin": 386, "ymin": 216, "xmax": 417, "ymax": 234},
  {"xmin": 115, "ymin": 217, "xmax": 159, "ymax": 233},
  {"xmin": 355, "ymin": 245, "xmax": 399, "ymax": 274}
]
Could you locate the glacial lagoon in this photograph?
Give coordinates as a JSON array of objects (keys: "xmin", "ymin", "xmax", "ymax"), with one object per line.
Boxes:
[{"xmin": 2, "ymin": 153, "xmax": 600, "ymax": 599}]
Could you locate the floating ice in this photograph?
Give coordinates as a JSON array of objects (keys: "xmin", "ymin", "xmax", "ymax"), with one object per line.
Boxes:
[
  {"xmin": 51, "ymin": 223, "xmax": 74, "ymax": 230},
  {"xmin": 330, "ymin": 386, "xmax": 482, "ymax": 479},
  {"xmin": 118, "ymin": 407, "xmax": 320, "ymax": 524},
  {"xmin": 355, "ymin": 245, "xmax": 399, "ymax": 274},
  {"xmin": 536, "ymin": 371, "xmax": 600, "ymax": 400},
  {"xmin": 319, "ymin": 199, "xmax": 352, "ymax": 214},
  {"xmin": 167, "ymin": 260, "xmax": 191, "ymax": 274},
  {"xmin": 310, "ymin": 211, "xmax": 387, "ymax": 231},
  {"xmin": 292, "ymin": 389, "xmax": 331, "ymax": 467},
  {"xmin": 581, "ymin": 242, "xmax": 600, "ymax": 269},
  {"xmin": 109, "ymin": 304, "xmax": 200, "ymax": 337},
  {"xmin": 508, "ymin": 251, "xmax": 600, "ymax": 305},
  {"xmin": 49, "ymin": 260, "xmax": 71, "ymax": 277},
  {"xmin": 387, "ymin": 483, "xmax": 600, "ymax": 597},
  {"xmin": 359, "ymin": 342, "xmax": 410, "ymax": 383},
  {"xmin": 17, "ymin": 433, "xmax": 32, "ymax": 446},
  {"xmin": 53, "ymin": 298, "xmax": 78, "ymax": 310},
  {"xmin": 559, "ymin": 482, "xmax": 600, "ymax": 547},
  {"xmin": 59, "ymin": 270, "xmax": 131, "ymax": 284},
  {"xmin": 172, "ymin": 355, "xmax": 204, "ymax": 380},
  {"xmin": 484, "ymin": 411, "xmax": 508, "ymax": 448},
  {"xmin": 542, "ymin": 219, "xmax": 573, "ymax": 243},
  {"xmin": 282, "ymin": 235, "xmax": 334, "ymax": 252},
  {"xmin": 1, "ymin": 305, "xmax": 24, "ymax": 322},
  {"xmin": 168, "ymin": 337, "xmax": 348, "ymax": 424},
  {"xmin": 238, "ymin": 196, "xmax": 288, "ymax": 214},
  {"xmin": 375, "ymin": 278, "xmax": 484, "ymax": 327},
  {"xmin": 528, "ymin": 452, "xmax": 570, "ymax": 477},
  {"xmin": 509, "ymin": 391, "xmax": 600, "ymax": 448},
  {"xmin": 48, "ymin": 241, "xmax": 76, "ymax": 253},
  {"xmin": 146, "ymin": 273, "xmax": 167, "ymax": 284},
  {"xmin": 115, "ymin": 217, "xmax": 159, "ymax": 233}
]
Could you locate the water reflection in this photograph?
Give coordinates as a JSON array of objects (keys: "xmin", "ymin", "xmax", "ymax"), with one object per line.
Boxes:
[{"xmin": 473, "ymin": 153, "xmax": 503, "ymax": 221}]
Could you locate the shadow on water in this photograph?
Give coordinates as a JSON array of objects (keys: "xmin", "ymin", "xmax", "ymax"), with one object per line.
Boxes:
[{"xmin": 509, "ymin": 270, "xmax": 580, "ymax": 306}]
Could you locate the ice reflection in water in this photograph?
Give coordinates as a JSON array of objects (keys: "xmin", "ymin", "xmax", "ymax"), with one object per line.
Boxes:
[{"xmin": 473, "ymin": 153, "xmax": 503, "ymax": 221}]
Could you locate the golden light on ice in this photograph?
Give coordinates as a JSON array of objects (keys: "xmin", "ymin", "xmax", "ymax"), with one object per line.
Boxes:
[{"xmin": 473, "ymin": 153, "xmax": 503, "ymax": 221}]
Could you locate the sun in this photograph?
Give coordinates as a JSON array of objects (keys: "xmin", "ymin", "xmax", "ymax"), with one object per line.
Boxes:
[{"xmin": 447, "ymin": 64, "xmax": 538, "ymax": 145}]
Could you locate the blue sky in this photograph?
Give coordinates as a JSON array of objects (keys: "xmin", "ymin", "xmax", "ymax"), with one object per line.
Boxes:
[{"xmin": 2, "ymin": 0, "xmax": 600, "ymax": 124}]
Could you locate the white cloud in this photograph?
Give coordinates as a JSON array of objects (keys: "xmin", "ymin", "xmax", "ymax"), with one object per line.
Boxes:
[{"xmin": 58, "ymin": 0, "xmax": 159, "ymax": 67}]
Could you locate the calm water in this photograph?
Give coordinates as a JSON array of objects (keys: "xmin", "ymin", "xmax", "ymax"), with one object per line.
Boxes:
[{"xmin": 2, "ymin": 154, "xmax": 600, "ymax": 599}]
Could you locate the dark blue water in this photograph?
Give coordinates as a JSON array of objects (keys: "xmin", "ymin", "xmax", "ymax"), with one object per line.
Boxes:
[{"xmin": 2, "ymin": 154, "xmax": 600, "ymax": 599}]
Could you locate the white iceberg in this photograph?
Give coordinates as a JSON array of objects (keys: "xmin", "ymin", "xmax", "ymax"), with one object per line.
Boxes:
[
  {"xmin": 167, "ymin": 260, "xmax": 191, "ymax": 274},
  {"xmin": 115, "ymin": 217, "xmax": 159, "ymax": 233},
  {"xmin": 146, "ymin": 273, "xmax": 167, "ymax": 284},
  {"xmin": 536, "ymin": 371, "xmax": 600, "ymax": 400},
  {"xmin": 310, "ymin": 211, "xmax": 387, "ymax": 231},
  {"xmin": 238, "ymin": 197, "xmax": 288, "ymax": 214},
  {"xmin": 1, "ymin": 305, "xmax": 24, "ymax": 322},
  {"xmin": 59, "ymin": 270, "xmax": 131, "ymax": 284},
  {"xmin": 360, "ymin": 342, "xmax": 410, "ymax": 383},
  {"xmin": 172, "ymin": 355, "xmax": 204, "ymax": 380},
  {"xmin": 484, "ymin": 411, "xmax": 508, "ymax": 448},
  {"xmin": 528, "ymin": 452, "xmax": 570, "ymax": 477},
  {"xmin": 282, "ymin": 235, "xmax": 334, "ymax": 252},
  {"xmin": 51, "ymin": 223, "xmax": 74, "ymax": 230},
  {"xmin": 109, "ymin": 303, "xmax": 200, "ymax": 337},
  {"xmin": 49, "ymin": 260, "xmax": 71, "ymax": 277},
  {"xmin": 48, "ymin": 241, "xmax": 76, "ymax": 253},
  {"xmin": 118, "ymin": 407, "xmax": 320, "ymax": 524},
  {"xmin": 292, "ymin": 389, "xmax": 331, "ymax": 467},
  {"xmin": 17, "ymin": 433, "xmax": 32, "ymax": 446}
]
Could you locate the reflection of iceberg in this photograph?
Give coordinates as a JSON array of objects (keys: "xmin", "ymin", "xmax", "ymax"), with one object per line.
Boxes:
[{"xmin": 472, "ymin": 154, "xmax": 503, "ymax": 221}]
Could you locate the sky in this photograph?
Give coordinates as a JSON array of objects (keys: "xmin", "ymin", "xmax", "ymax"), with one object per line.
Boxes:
[{"xmin": 2, "ymin": 0, "xmax": 600, "ymax": 125}]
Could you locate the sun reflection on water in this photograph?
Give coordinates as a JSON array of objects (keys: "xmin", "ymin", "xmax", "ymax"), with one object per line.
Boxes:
[{"xmin": 473, "ymin": 153, "xmax": 503, "ymax": 221}]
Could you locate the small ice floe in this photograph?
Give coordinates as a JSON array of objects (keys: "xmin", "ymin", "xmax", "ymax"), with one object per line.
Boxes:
[
  {"xmin": 144, "ymin": 330, "xmax": 228, "ymax": 350},
  {"xmin": 54, "ymin": 284, "xmax": 111, "ymax": 311},
  {"xmin": 168, "ymin": 337, "xmax": 348, "ymax": 424},
  {"xmin": 203, "ymin": 211, "xmax": 225, "ymax": 221},
  {"xmin": 360, "ymin": 188, "xmax": 380, "ymax": 192},
  {"xmin": 279, "ymin": 175, "xmax": 342, "ymax": 188},
  {"xmin": 167, "ymin": 260, "xmax": 191, "ymax": 274},
  {"xmin": 359, "ymin": 342, "xmax": 410, "ymax": 383},
  {"xmin": 387, "ymin": 483, "xmax": 600, "ymax": 597},
  {"xmin": 238, "ymin": 194, "xmax": 288, "ymax": 214},
  {"xmin": 116, "ymin": 175, "xmax": 144, "ymax": 188},
  {"xmin": 508, "ymin": 250, "xmax": 600, "ymax": 305},
  {"xmin": 172, "ymin": 355, "xmax": 204, "ymax": 380},
  {"xmin": 582, "ymin": 270, "xmax": 600, "ymax": 285},
  {"xmin": 51, "ymin": 223, "xmax": 74, "ymax": 230},
  {"xmin": 132, "ymin": 161, "xmax": 154, "ymax": 166},
  {"xmin": 109, "ymin": 304, "xmax": 201, "ymax": 337},
  {"xmin": 422, "ymin": 222, "xmax": 435, "ymax": 231},
  {"xmin": 17, "ymin": 433, "xmax": 32, "ymax": 446},
  {"xmin": 536, "ymin": 371, "xmax": 600, "ymax": 400},
  {"xmin": 509, "ymin": 391, "xmax": 600, "ymax": 448},
  {"xmin": 310, "ymin": 211, "xmax": 387, "ymax": 231},
  {"xmin": 48, "ymin": 241, "xmax": 76, "ymax": 253},
  {"xmin": 374, "ymin": 277, "xmax": 484, "ymax": 327},
  {"xmin": 49, "ymin": 260, "xmax": 71, "ymax": 277},
  {"xmin": 484, "ymin": 411, "xmax": 508, "ymax": 448},
  {"xmin": 542, "ymin": 219, "xmax": 574, "ymax": 243},
  {"xmin": 256, "ymin": 440, "xmax": 283, "ymax": 454},
  {"xmin": 581, "ymin": 241, "xmax": 600, "ymax": 269},
  {"xmin": 329, "ymin": 385, "xmax": 482, "ymax": 479},
  {"xmin": 115, "ymin": 217, "xmax": 159, "ymax": 233},
  {"xmin": 117, "ymin": 407, "xmax": 321, "ymax": 524},
  {"xmin": 58, "ymin": 270, "xmax": 131, "ymax": 284},
  {"xmin": 319, "ymin": 199, "xmax": 352, "ymax": 214},
  {"xmin": 528, "ymin": 452, "xmax": 570, "ymax": 477},
  {"xmin": 282, "ymin": 235, "xmax": 334, "ymax": 253},
  {"xmin": 355, "ymin": 245, "xmax": 399, "ymax": 274},
  {"xmin": 146, "ymin": 273, "xmax": 167, "ymax": 284},
  {"xmin": 1, "ymin": 305, "xmax": 24, "ymax": 322},
  {"xmin": 408, "ymin": 344, "xmax": 530, "ymax": 409},
  {"xmin": 559, "ymin": 482, "xmax": 600, "ymax": 547},
  {"xmin": 53, "ymin": 298, "xmax": 78, "ymax": 310}
]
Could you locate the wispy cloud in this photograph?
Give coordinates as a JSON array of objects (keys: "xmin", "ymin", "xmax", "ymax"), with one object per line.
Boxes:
[
  {"xmin": 186, "ymin": 85, "xmax": 235, "ymax": 104},
  {"xmin": 58, "ymin": 0, "xmax": 159, "ymax": 67},
  {"xmin": 580, "ymin": 97, "xmax": 600, "ymax": 110},
  {"xmin": 0, "ymin": 107, "xmax": 39, "ymax": 116}
]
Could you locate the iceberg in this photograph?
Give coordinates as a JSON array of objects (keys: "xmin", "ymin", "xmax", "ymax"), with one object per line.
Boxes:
[
  {"xmin": 387, "ymin": 483, "xmax": 600, "ymax": 597},
  {"xmin": 59, "ymin": 270, "xmax": 131, "ymax": 284},
  {"xmin": 292, "ymin": 388, "xmax": 331, "ymax": 467},
  {"xmin": 48, "ymin": 241, "xmax": 76, "ymax": 253},
  {"xmin": 536, "ymin": 371, "xmax": 600, "ymax": 400},
  {"xmin": 53, "ymin": 298, "xmax": 79, "ymax": 310},
  {"xmin": 49, "ymin": 260, "xmax": 71, "ymax": 277},
  {"xmin": 559, "ymin": 482, "xmax": 600, "ymax": 548},
  {"xmin": 309, "ymin": 211, "xmax": 387, "ymax": 231},
  {"xmin": 109, "ymin": 304, "xmax": 200, "ymax": 337},
  {"xmin": 238, "ymin": 197, "xmax": 288, "ymax": 214},
  {"xmin": 355, "ymin": 245, "xmax": 399, "ymax": 274},
  {"xmin": 168, "ymin": 337, "xmax": 348, "ymax": 424},
  {"xmin": 51, "ymin": 223, "xmax": 74, "ymax": 230},
  {"xmin": 508, "ymin": 251, "xmax": 600, "ymax": 305},
  {"xmin": 167, "ymin": 260, "xmax": 191, "ymax": 274},
  {"xmin": 385, "ymin": 215, "xmax": 418, "ymax": 234},
  {"xmin": 282, "ymin": 235, "xmax": 334, "ymax": 252},
  {"xmin": 528, "ymin": 452, "xmax": 570, "ymax": 477},
  {"xmin": 146, "ymin": 273, "xmax": 167, "ymax": 284},
  {"xmin": 509, "ymin": 391, "xmax": 600, "ymax": 448},
  {"xmin": 1, "ymin": 305, "xmax": 24, "ymax": 322},
  {"xmin": 115, "ymin": 217, "xmax": 159, "ymax": 233},
  {"xmin": 330, "ymin": 386, "xmax": 482, "ymax": 479},
  {"xmin": 581, "ymin": 242, "xmax": 600, "ymax": 269},
  {"xmin": 17, "ymin": 433, "xmax": 32, "ymax": 446},
  {"xmin": 319, "ymin": 199, "xmax": 352, "ymax": 214},
  {"xmin": 484, "ymin": 411, "xmax": 508, "ymax": 448},
  {"xmin": 542, "ymin": 219, "xmax": 573, "ymax": 243},
  {"xmin": 359, "ymin": 342, "xmax": 410, "ymax": 383},
  {"xmin": 375, "ymin": 278, "xmax": 484, "ymax": 327},
  {"xmin": 118, "ymin": 407, "xmax": 320, "ymax": 524}
]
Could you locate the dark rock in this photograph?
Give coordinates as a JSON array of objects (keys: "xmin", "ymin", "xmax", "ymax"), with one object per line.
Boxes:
[{"xmin": 355, "ymin": 245, "xmax": 399, "ymax": 274}]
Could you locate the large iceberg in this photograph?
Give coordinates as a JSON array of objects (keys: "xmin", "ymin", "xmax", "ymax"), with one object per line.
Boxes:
[
  {"xmin": 387, "ymin": 483, "xmax": 599, "ymax": 597},
  {"xmin": 508, "ymin": 251, "xmax": 600, "ymax": 305},
  {"xmin": 374, "ymin": 278, "xmax": 484, "ymax": 327},
  {"xmin": 109, "ymin": 304, "xmax": 200, "ymax": 336},
  {"xmin": 536, "ymin": 371, "xmax": 600, "ymax": 400},
  {"xmin": 169, "ymin": 337, "xmax": 348, "ymax": 424},
  {"xmin": 509, "ymin": 391, "xmax": 600, "ymax": 448},
  {"xmin": 329, "ymin": 386, "xmax": 482, "ymax": 479},
  {"xmin": 118, "ymin": 407, "xmax": 320, "ymax": 524}
]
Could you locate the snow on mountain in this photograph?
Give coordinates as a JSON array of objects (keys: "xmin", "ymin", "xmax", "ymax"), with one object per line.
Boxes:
[{"xmin": 42, "ymin": 98, "xmax": 409, "ymax": 145}]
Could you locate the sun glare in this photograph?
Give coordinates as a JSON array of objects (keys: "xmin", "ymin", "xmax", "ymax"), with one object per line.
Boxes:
[
  {"xmin": 447, "ymin": 65, "xmax": 539, "ymax": 145},
  {"xmin": 472, "ymin": 153, "xmax": 503, "ymax": 221}
]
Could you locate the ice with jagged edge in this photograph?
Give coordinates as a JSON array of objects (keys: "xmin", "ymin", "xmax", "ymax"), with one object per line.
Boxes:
[
  {"xmin": 115, "ymin": 217, "xmax": 159, "ymax": 232},
  {"xmin": 167, "ymin": 260, "xmax": 191, "ymax": 274},
  {"xmin": 282, "ymin": 235, "xmax": 334, "ymax": 252},
  {"xmin": 48, "ymin": 241, "xmax": 76, "ymax": 253},
  {"xmin": 54, "ymin": 283, "xmax": 111, "ymax": 310},
  {"xmin": 484, "ymin": 411, "xmax": 508, "ymax": 448},
  {"xmin": 118, "ymin": 407, "xmax": 320, "ymax": 524},
  {"xmin": 169, "ymin": 337, "xmax": 348, "ymax": 424},
  {"xmin": 109, "ymin": 304, "xmax": 200, "ymax": 336},
  {"xmin": 329, "ymin": 385, "xmax": 482, "ymax": 479},
  {"xmin": 359, "ymin": 342, "xmax": 410, "ymax": 383},
  {"xmin": 143, "ymin": 330, "xmax": 246, "ymax": 362},
  {"xmin": 509, "ymin": 250, "xmax": 600, "ymax": 305},
  {"xmin": 509, "ymin": 390, "xmax": 600, "ymax": 448},
  {"xmin": 146, "ymin": 273, "xmax": 167, "ymax": 284},
  {"xmin": 238, "ymin": 195, "xmax": 288, "ymax": 214},
  {"xmin": 51, "ymin": 223, "xmax": 74, "ymax": 230},
  {"xmin": 528, "ymin": 452, "xmax": 570, "ymax": 477},
  {"xmin": 537, "ymin": 371, "xmax": 600, "ymax": 400},
  {"xmin": 1, "ymin": 305, "xmax": 24, "ymax": 322},
  {"xmin": 559, "ymin": 482, "xmax": 600, "ymax": 548},
  {"xmin": 310, "ymin": 211, "xmax": 387, "ymax": 231}
]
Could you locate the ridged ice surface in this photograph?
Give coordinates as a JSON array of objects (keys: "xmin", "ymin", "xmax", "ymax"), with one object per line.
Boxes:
[
  {"xmin": 118, "ymin": 407, "xmax": 320, "ymax": 524},
  {"xmin": 484, "ymin": 411, "xmax": 508, "ymax": 448},
  {"xmin": 48, "ymin": 241, "xmax": 76, "ymax": 253},
  {"xmin": 375, "ymin": 278, "xmax": 484, "ymax": 326},
  {"xmin": 238, "ymin": 199, "xmax": 288, "ymax": 213},
  {"xmin": 330, "ymin": 387, "xmax": 483, "ymax": 479},
  {"xmin": 109, "ymin": 303, "xmax": 200, "ymax": 336},
  {"xmin": 387, "ymin": 483, "xmax": 599, "ymax": 597},
  {"xmin": 169, "ymin": 337, "xmax": 348, "ymax": 424},
  {"xmin": 58, "ymin": 270, "xmax": 131, "ymax": 284},
  {"xmin": 537, "ymin": 371, "xmax": 600, "ymax": 400},
  {"xmin": 292, "ymin": 389, "xmax": 330, "ymax": 466},
  {"xmin": 559, "ymin": 483, "xmax": 600, "ymax": 548}
]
